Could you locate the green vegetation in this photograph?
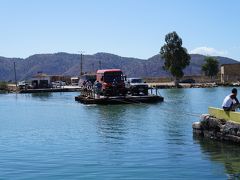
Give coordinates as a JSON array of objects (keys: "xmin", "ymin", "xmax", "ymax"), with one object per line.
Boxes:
[
  {"xmin": 0, "ymin": 81, "xmax": 8, "ymax": 92},
  {"xmin": 202, "ymin": 56, "xmax": 219, "ymax": 79},
  {"xmin": 160, "ymin": 31, "xmax": 191, "ymax": 86}
]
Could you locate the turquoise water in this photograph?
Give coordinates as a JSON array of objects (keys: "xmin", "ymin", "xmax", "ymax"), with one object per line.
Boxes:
[{"xmin": 0, "ymin": 87, "xmax": 240, "ymax": 179}]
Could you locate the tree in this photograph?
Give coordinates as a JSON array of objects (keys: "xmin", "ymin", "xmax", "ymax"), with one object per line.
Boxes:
[
  {"xmin": 160, "ymin": 31, "xmax": 191, "ymax": 86},
  {"xmin": 202, "ymin": 56, "xmax": 219, "ymax": 79},
  {"xmin": 0, "ymin": 81, "xmax": 8, "ymax": 92}
]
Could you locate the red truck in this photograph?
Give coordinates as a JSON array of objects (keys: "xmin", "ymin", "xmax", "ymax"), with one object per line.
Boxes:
[{"xmin": 96, "ymin": 69, "xmax": 126, "ymax": 96}]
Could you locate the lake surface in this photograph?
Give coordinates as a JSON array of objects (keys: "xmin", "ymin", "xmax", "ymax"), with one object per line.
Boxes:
[{"xmin": 1, "ymin": 87, "xmax": 240, "ymax": 179}]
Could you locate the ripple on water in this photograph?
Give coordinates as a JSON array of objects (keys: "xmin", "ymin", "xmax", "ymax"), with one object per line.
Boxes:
[{"xmin": 0, "ymin": 89, "xmax": 238, "ymax": 179}]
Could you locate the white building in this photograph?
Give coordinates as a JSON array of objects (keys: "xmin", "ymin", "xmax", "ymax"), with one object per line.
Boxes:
[{"xmin": 31, "ymin": 73, "xmax": 51, "ymax": 88}]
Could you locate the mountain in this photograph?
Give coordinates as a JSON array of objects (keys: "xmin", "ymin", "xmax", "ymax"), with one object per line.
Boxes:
[{"xmin": 0, "ymin": 52, "xmax": 239, "ymax": 81}]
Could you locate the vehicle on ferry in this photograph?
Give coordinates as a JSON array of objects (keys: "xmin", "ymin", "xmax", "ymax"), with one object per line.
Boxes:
[
  {"xmin": 96, "ymin": 69, "xmax": 126, "ymax": 96},
  {"xmin": 125, "ymin": 78, "xmax": 148, "ymax": 95},
  {"xmin": 78, "ymin": 73, "xmax": 96, "ymax": 87}
]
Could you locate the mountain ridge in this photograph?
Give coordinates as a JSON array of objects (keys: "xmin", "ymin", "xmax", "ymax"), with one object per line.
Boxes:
[{"xmin": 0, "ymin": 52, "xmax": 239, "ymax": 81}]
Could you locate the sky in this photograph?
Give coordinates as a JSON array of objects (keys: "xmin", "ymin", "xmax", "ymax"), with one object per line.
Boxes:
[{"xmin": 0, "ymin": 0, "xmax": 240, "ymax": 60}]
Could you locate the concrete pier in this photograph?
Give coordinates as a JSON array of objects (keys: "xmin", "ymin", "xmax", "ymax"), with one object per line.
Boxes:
[
  {"xmin": 19, "ymin": 86, "xmax": 81, "ymax": 93},
  {"xmin": 193, "ymin": 113, "xmax": 240, "ymax": 144}
]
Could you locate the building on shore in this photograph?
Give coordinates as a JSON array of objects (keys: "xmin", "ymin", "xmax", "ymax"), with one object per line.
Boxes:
[
  {"xmin": 30, "ymin": 72, "xmax": 72, "ymax": 89},
  {"xmin": 70, "ymin": 77, "xmax": 79, "ymax": 86},
  {"xmin": 221, "ymin": 64, "xmax": 240, "ymax": 83},
  {"xmin": 31, "ymin": 73, "xmax": 51, "ymax": 88}
]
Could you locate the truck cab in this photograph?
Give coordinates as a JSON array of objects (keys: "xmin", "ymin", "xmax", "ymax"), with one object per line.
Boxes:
[{"xmin": 96, "ymin": 69, "xmax": 126, "ymax": 96}]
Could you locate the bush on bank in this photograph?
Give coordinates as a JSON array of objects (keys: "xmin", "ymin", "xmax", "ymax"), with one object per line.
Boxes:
[{"xmin": 0, "ymin": 81, "xmax": 9, "ymax": 92}]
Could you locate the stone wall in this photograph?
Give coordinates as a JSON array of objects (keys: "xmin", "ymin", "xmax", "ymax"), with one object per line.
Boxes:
[
  {"xmin": 193, "ymin": 114, "xmax": 240, "ymax": 143},
  {"xmin": 221, "ymin": 64, "xmax": 240, "ymax": 83},
  {"xmin": 144, "ymin": 75, "xmax": 220, "ymax": 83}
]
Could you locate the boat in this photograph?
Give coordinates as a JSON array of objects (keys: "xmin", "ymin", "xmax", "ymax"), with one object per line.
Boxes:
[{"xmin": 75, "ymin": 68, "xmax": 164, "ymax": 105}]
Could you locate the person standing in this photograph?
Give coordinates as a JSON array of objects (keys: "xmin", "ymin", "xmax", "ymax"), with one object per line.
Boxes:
[
  {"xmin": 94, "ymin": 81, "xmax": 102, "ymax": 98},
  {"xmin": 112, "ymin": 78, "xmax": 117, "ymax": 96},
  {"xmin": 222, "ymin": 88, "xmax": 239, "ymax": 111}
]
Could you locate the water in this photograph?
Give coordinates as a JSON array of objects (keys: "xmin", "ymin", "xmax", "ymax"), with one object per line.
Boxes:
[{"xmin": 0, "ymin": 87, "xmax": 240, "ymax": 179}]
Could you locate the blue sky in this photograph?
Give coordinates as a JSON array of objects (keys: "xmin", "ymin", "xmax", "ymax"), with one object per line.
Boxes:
[{"xmin": 0, "ymin": 0, "xmax": 240, "ymax": 60}]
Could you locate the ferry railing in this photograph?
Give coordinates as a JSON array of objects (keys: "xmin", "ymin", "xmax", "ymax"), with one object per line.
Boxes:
[{"xmin": 80, "ymin": 85, "xmax": 161, "ymax": 99}]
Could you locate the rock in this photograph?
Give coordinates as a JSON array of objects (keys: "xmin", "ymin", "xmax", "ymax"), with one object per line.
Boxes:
[
  {"xmin": 192, "ymin": 122, "xmax": 203, "ymax": 135},
  {"xmin": 200, "ymin": 114, "xmax": 210, "ymax": 121},
  {"xmin": 193, "ymin": 115, "xmax": 240, "ymax": 144},
  {"xmin": 192, "ymin": 122, "xmax": 201, "ymax": 129}
]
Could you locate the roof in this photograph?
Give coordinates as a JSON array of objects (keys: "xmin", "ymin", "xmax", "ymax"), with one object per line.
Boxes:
[
  {"xmin": 221, "ymin": 63, "xmax": 240, "ymax": 66},
  {"xmin": 96, "ymin": 69, "xmax": 122, "ymax": 73},
  {"xmin": 127, "ymin": 77, "xmax": 142, "ymax": 80},
  {"xmin": 71, "ymin": 77, "xmax": 79, "ymax": 80},
  {"xmin": 32, "ymin": 73, "xmax": 49, "ymax": 78}
]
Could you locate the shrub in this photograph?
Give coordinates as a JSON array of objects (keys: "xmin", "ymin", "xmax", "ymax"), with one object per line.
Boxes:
[{"xmin": 0, "ymin": 81, "xmax": 8, "ymax": 91}]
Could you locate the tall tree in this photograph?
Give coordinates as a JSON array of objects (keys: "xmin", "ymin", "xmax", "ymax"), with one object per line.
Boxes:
[
  {"xmin": 160, "ymin": 31, "xmax": 191, "ymax": 86},
  {"xmin": 202, "ymin": 56, "xmax": 219, "ymax": 79}
]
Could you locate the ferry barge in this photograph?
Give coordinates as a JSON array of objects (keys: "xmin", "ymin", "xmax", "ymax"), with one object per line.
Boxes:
[
  {"xmin": 75, "ymin": 94, "xmax": 163, "ymax": 105},
  {"xmin": 75, "ymin": 69, "xmax": 164, "ymax": 105}
]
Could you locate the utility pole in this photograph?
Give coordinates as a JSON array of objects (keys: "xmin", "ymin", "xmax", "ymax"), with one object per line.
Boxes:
[
  {"xmin": 99, "ymin": 60, "xmax": 102, "ymax": 69},
  {"xmin": 92, "ymin": 63, "xmax": 94, "ymax": 72},
  {"xmin": 13, "ymin": 62, "xmax": 17, "ymax": 87},
  {"xmin": 78, "ymin": 51, "xmax": 84, "ymax": 76},
  {"xmin": 80, "ymin": 53, "xmax": 83, "ymax": 76}
]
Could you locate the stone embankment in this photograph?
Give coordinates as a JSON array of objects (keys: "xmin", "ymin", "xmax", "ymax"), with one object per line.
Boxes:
[
  {"xmin": 148, "ymin": 82, "xmax": 218, "ymax": 89},
  {"xmin": 193, "ymin": 114, "xmax": 240, "ymax": 143}
]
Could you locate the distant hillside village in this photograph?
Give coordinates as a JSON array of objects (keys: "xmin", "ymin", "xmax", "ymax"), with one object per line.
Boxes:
[
  {"xmin": 0, "ymin": 52, "xmax": 240, "ymax": 90},
  {"xmin": 14, "ymin": 62, "xmax": 240, "ymax": 90},
  {"xmin": 29, "ymin": 73, "xmax": 79, "ymax": 89}
]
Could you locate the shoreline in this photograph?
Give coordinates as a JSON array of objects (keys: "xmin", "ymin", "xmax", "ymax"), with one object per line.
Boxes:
[{"xmin": 1, "ymin": 82, "xmax": 239, "ymax": 94}]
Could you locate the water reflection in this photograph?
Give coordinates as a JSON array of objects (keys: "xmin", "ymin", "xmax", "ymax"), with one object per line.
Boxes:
[
  {"xmin": 194, "ymin": 136, "xmax": 240, "ymax": 178},
  {"xmin": 31, "ymin": 93, "xmax": 53, "ymax": 100},
  {"xmin": 94, "ymin": 104, "xmax": 149, "ymax": 142},
  {"xmin": 2, "ymin": 89, "xmax": 240, "ymax": 179},
  {"xmin": 94, "ymin": 105, "xmax": 128, "ymax": 141},
  {"xmin": 161, "ymin": 89, "xmax": 195, "ymax": 145}
]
